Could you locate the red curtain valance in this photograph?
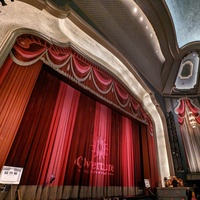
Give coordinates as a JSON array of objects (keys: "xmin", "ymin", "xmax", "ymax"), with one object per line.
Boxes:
[{"xmin": 10, "ymin": 34, "xmax": 153, "ymax": 135}]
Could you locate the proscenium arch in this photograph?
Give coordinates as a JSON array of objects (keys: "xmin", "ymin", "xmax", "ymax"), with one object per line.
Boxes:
[{"xmin": 0, "ymin": 22, "xmax": 171, "ymax": 188}]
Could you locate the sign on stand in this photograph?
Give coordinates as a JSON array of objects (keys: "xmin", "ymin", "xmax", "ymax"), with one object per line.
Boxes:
[
  {"xmin": 0, "ymin": 166, "xmax": 23, "ymax": 200},
  {"xmin": 144, "ymin": 179, "xmax": 150, "ymax": 188},
  {"xmin": 0, "ymin": 166, "xmax": 23, "ymax": 184}
]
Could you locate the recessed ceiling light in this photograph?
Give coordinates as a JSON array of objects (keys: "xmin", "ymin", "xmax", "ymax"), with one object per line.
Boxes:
[
  {"xmin": 133, "ymin": 7, "xmax": 137, "ymax": 13},
  {"xmin": 140, "ymin": 16, "xmax": 143, "ymax": 21}
]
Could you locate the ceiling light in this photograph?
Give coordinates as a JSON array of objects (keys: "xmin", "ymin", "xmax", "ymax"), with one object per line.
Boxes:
[{"xmin": 133, "ymin": 7, "xmax": 137, "ymax": 13}]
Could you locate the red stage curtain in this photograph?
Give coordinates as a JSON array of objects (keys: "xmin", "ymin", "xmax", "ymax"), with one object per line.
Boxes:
[
  {"xmin": 38, "ymin": 82, "xmax": 81, "ymax": 186},
  {"xmin": 1, "ymin": 34, "xmax": 159, "ymax": 198},
  {"xmin": 0, "ymin": 56, "xmax": 13, "ymax": 85},
  {"xmin": 121, "ymin": 117, "xmax": 135, "ymax": 187},
  {"xmin": 0, "ymin": 56, "xmax": 42, "ymax": 171},
  {"xmin": 146, "ymin": 126, "xmax": 159, "ymax": 189},
  {"xmin": 4, "ymin": 66, "xmax": 156, "ymax": 198}
]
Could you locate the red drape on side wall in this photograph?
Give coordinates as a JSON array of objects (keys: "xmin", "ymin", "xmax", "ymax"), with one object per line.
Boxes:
[
  {"xmin": 174, "ymin": 98, "xmax": 200, "ymax": 172},
  {"xmin": 175, "ymin": 98, "xmax": 200, "ymax": 125}
]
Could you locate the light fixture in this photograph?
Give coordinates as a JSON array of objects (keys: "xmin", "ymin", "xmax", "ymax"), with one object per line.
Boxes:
[{"xmin": 188, "ymin": 111, "xmax": 196, "ymax": 128}]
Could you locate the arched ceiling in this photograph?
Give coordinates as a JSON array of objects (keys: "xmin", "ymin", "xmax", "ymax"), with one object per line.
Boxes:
[
  {"xmin": 165, "ymin": 0, "xmax": 200, "ymax": 48},
  {"xmin": 5, "ymin": 0, "xmax": 200, "ymax": 96}
]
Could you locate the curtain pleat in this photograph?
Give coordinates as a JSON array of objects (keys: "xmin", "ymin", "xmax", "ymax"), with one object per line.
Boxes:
[
  {"xmin": 39, "ymin": 82, "xmax": 81, "ymax": 186},
  {"xmin": 0, "ymin": 60, "xmax": 42, "ymax": 170},
  {"xmin": 5, "ymin": 66, "xmax": 61, "ymax": 183},
  {"xmin": 0, "ymin": 56, "xmax": 13, "ymax": 85},
  {"xmin": 147, "ymin": 127, "xmax": 159, "ymax": 188}
]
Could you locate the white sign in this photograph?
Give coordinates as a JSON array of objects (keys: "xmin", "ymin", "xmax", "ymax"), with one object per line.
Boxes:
[
  {"xmin": 0, "ymin": 166, "xmax": 23, "ymax": 184},
  {"xmin": 144, "ymin": 179, "xmax": 151, "ymax": 188}
]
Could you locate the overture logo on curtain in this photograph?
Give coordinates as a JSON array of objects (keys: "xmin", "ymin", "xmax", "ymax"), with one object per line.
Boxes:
[
  {"xmin": 74, "ymin": 137, "xmax": 114, "ymax": 175},
  {"xmin": 91, "ymin": 137, "xmax": 108, "ymax": 159}
]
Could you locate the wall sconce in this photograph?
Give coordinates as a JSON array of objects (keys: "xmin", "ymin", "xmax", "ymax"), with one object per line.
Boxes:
[{"xmin": 188, "ymin": 111, "xmax": 197, "ymax": 128}]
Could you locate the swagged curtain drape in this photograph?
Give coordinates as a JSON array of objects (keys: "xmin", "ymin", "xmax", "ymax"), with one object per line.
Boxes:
[
  {"xmin": 0, "ymin": 34, "xmax": 158, "ymax": 199},
  {"xmin": 175, "ymin": 98, "xmax": 200, "ymax": 172}
]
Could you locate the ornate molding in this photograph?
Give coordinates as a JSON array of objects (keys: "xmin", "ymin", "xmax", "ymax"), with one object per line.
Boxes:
[{"xmin": 18, "ymin": 0, "xmax": 71, "ymax": 18}]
